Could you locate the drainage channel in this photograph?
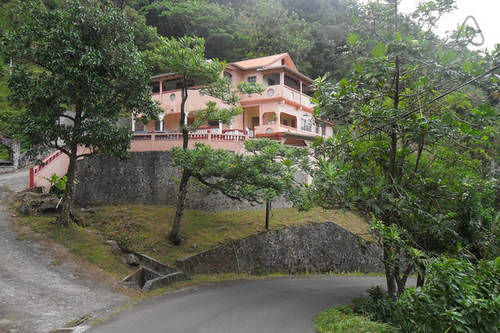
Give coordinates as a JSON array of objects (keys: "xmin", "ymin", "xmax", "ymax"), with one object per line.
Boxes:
[{"xmin": 122, "ymin": 253, "xmax": 188, "ymax": 291}]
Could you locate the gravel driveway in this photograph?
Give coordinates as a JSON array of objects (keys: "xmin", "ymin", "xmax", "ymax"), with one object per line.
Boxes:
[{"xmin": 0, "ymin": 170, "xmax": 128, "ymax": 333}]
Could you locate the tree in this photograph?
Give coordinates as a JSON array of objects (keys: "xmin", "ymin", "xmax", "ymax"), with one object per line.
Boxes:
[
  {"xmin": 0, "ymin": 0, "xmax": 159, "ymax": 225},
  {"xmin": 145, "ymin": 36, "xmax": 263, "ymax": 244},
  {"xmin": 140, "ymin": 0, "xmax": 238, "ymax": 61},
  {"xmin": 306, "ymin": 0, "xmax": 498, "ymax": 297},
  {"xmin": 235, "ymin": 0, "xmax": 314, "ymax": 73},
  {"xmin": 171, "ymin": 139, "xmax": 309, "ymax": 229}
]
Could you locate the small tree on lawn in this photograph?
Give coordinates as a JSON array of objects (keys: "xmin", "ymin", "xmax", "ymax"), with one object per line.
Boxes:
[
  {"xmin": 307, "ymin": 0, "xmax": 498, "ymax": 297},
  {"xmin": 0, "ymin": 0, "xmax": 159, "ymax": 226},
  {"xmin": 145, "ymin": 36, "xmax": 263, "ymax": 244},
  {"xmin": 171, "ymin": 139, "xmax": 310, "ymax": 229}
]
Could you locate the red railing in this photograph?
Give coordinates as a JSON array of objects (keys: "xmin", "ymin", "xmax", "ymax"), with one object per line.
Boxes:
[{"xmin": 29, "ymin": 150, "xmax": 64, "ymax": 189}]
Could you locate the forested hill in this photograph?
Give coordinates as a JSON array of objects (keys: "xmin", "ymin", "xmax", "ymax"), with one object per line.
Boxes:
[{"xmin": 115, "ymin": 0, "xmax": 353, "ymax": 79}]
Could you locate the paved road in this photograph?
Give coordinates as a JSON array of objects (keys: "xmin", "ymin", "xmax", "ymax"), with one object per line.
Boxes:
[
  {"xmin": 0, "ymin": 170, "xmax": 128, "ymax": 333},
  {"xmin": 90, "ymin": 276, "xmax": 387, "ymax": 333}
]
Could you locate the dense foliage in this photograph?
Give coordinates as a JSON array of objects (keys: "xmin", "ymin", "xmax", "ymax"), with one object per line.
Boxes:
[
  {"xmin": 350, "ymin": 257, "xmax": 500, "ymax": 332},
  {"xmin": 0, "ymin": 0, "xmax": 159, "ymax": 225},
  {"xmin": 305, "ymin": 0, "xmax": 498, "ymax": 297},
  {"xmin": 396, "ymin": 257, "xmax": 500, "ymax": 333},
  {"xmin": 125, "ymin": 0, "xmax": 352, "ymax": 78}
]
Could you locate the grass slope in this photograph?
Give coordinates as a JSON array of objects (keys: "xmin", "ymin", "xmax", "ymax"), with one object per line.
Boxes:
[{"xmin": 15, "ymin": 205, "xmax": 371, "ymax": 279}]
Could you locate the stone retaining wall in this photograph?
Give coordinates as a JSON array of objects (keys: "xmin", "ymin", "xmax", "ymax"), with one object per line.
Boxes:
[
  {"xmin": 74, "ymin": 151, "xmax": 291, "ymax": 211},
  {"xmin": 175, "ymin": 222, "xmax": 384, "ymax": 275}
]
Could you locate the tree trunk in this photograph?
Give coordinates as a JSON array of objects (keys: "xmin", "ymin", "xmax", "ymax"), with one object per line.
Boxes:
[
  {"xmin": 169, "ymin": 82, "xmax": 190, "ymax": 245},
  {"xmin": 265, "ymin": 200, "xmax": 271, "ymax": 230},
  {"xmin": 416, "ymin": 266, "xmax": 426, "ymax": 287},
  {"xmin": 383, "ymin": 242, "xmax": 397, "ymax": 299},
  {"xmin": 169, "ymin": 169, "xmax": 190, "ymax": 245},
  {"xmin": 58, "ymin": 145, "xmax": 77, "ymax": 226}
]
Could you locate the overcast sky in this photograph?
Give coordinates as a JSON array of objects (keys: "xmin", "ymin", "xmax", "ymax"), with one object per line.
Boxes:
[{"xmin": 398, "ymin": 0, "xmax": 499, "ymax": 51}]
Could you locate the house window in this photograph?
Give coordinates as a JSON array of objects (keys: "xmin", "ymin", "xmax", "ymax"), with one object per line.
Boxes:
[
  {"xmin": 263, "ymin": 73, "xmax": 280, "ymax": 86},
  {"xmin": 134, "ymin": 121, "xmax": 145, "ymax": 132},
  {"xmin": 151, "ymin": 81, "xmax": 160, "ymax": 93},
  {"xmin": 208, "ymin": 119, "xmax": 219, "ymax": 126},
  {"xmin": 163, "ymin": 79, "xmax": 183, "ymax": 91},
  {"xmin": 301, "ymin": 118, "xmax": 312, "ymax": 132},
  {"xmin": 303, "ymin": 85, "xmax": 313, "ymax": 97},
  {"xmin": 291, "ymin": 119, "xmax": 296, "ymax": 128},
  {"xmin": 154, "ymin": 120, "xmax": 162, "ymax": 131},
  {"xmin": 282, "ymin": 119, "xmax": 288, "ymax": 126},
  {"xmin": 284, "ymin": 75, "xmax": 300, "ymax": 91},
  {"xmin": 247, "ymin": 76, "xmax": 257, "ymax": 83},
  {"xmin": 223, "ymin": 71, "xmax": 232, "ymax": 83},
  {"xmin": 321, "ymin": 123, "xmax": 326, "ymax": 136}
]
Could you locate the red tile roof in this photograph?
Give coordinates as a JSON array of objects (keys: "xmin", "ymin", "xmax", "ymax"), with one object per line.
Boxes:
[{"xmin": 231, "ymin": 53, "xmax": 297, "ymax": 71}]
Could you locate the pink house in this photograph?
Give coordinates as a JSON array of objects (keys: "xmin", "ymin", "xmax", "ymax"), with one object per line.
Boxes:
[
  {"xmin": 130, "ymin": 53, "xmax": 333, "ymax": 152},
  {"xmin": 31, "ymin": 53, "xmax": 333, "ymax": 190}
]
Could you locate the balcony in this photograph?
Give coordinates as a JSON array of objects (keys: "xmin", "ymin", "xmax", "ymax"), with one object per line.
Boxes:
[
  {"xmin": 152, "ymin": 88, "xmax": 229, "ymax": 115},
  {"xmin": 254, "ymin": 123, "xmax": 318, "ymax": 138},
  {"xmin": 239, "ymin": 85, "xmax": 314, "ymax": 111},
  {"xmin": 130, "ymin": 132, "xmax": 247, "ymax": 152}
]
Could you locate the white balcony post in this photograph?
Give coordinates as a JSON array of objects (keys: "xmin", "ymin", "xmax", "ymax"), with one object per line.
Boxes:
[
  {"xmin": 219, "ymin": 120, "xmax": 223, "ymax": 133},
  {"xmin": 131, "ymin": 115, "xmax": 135, "ymax": 132},
  {"xmin": 299, "ymin": 81, "xmax": 303, "ymax": 108},
  {"xmin": 158, "ymin": 112, "xmax": 164, "ymax": 132}
]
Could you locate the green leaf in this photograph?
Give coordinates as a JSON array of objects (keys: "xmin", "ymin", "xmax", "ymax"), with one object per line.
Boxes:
[
  {"xmin": 372, "ymin": 42, "xmax": 387, "ymax": 59},
  {"xmin": 347, "ymin": 33, "xmax": 359, "ymax": 46},
  {"xmin": 441, "ymin": 51, "xmax": 457, "ymax": 64}
]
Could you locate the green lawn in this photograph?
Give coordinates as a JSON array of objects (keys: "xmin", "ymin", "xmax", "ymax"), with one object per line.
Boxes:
[
  {"xmin": 0, "ymin": 145, "xmax": 9, "ymax": 160},
  {"xmin": 314, "ymin": 306, "xmax": 398, "ymax": 333},
  {"xmin": 15, "ymin": 205, "xmax": 371, "ymax": 279}
]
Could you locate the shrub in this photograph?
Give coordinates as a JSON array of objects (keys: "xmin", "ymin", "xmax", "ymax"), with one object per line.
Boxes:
[
  {"xmin": 395, "ymin": 257, "xmax": 500, "ymax": 333},
  {"xmin": 353, "ymin": 286, "xmax": 397, "ymax": 323}
]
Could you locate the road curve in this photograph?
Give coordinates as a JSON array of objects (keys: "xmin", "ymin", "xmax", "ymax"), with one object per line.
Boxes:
[
  {"xmin": 89, "ymin": 276, "xmax": 387, "ymax": 333},
  {"xmin": 0, "ymin": 170, "xmax": 128, "ymax": 333}
]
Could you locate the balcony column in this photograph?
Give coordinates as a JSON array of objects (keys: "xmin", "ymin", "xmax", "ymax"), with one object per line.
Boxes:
[
  {"xmin": 131, "ymin": 114, "xmax": 135, "ymax": 132},
  {"xmin": 159, "ymin": 80, "xmax": 163, "ymax": 104},
  {"xmin": 299, "ymin": 81, "xmax": 303, "ymax": 109},
  {"xmin": 218, "ymin": 120, "xmax": 223, "ymax": 133},
  {"xmin": 159, "ymin": 113, "xmax": 164, "ymax": 132}
]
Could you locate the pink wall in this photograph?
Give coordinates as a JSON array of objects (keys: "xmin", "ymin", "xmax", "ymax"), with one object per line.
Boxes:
[{"xmin": 33, "ymin": 147, "xmax": 90, "ymax": 192}]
